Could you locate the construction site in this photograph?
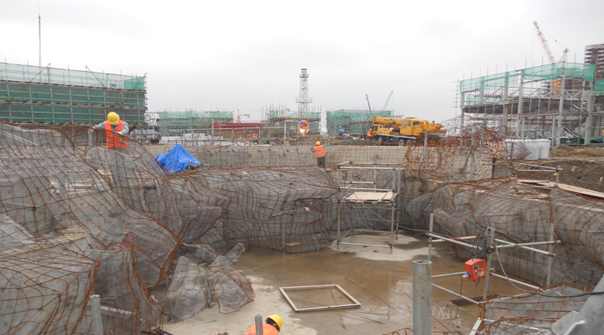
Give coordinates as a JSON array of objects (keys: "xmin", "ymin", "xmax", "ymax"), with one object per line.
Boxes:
[{"xmin": 3, "ymin": 6, "xmax": 604, "ymax": 335}]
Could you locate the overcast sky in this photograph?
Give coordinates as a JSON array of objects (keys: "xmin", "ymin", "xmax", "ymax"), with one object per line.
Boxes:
[{"xmin": 2, "ymin": 0, "xmax": 603, "ymax": 121}]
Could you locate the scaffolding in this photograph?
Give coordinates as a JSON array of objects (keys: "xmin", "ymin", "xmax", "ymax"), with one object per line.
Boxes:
[
  {"xmin": 427, "ymin": 213, "xmax": 560, "ymax": 310},
  {"xmin": 458, "ymin": 62, "xmax": 601, "ymax": 145},
  {"xmin": 0, "ymin": 62, "xmax": 146, "ymax": 125},
  {"xmin": 336, "ymin": 164, "xmax": 402, "ymax": 251}
]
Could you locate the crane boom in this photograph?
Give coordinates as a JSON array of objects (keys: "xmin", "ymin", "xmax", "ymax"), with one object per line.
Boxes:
[
  {"xmin": 365, "ymin": 93, "xmax": 373, "ymax": 113},
  {"xmin": 382, "ymin": 90, "xmax": 394, "ymax": 111},
  {"xmin": 533, "ymin": 21, "xmax": 556, "ymax": 64}
]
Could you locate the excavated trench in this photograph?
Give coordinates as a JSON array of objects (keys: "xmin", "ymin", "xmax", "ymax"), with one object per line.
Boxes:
[{"xmin": 1, "ymin": 123, "xmax": 602, "ymax": 335}]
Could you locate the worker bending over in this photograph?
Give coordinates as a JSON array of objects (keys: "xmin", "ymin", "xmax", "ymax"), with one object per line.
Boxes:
[
  {"xmin": 311, "ymin": 141, "xmax": 327, "ymax": 168},
  {"xmin": 92, "ymin": 111, "xmax": 129, "ymax": 149},
  {"xmin": 245, "ymin": 314, "xmax": 284, "ymax": 335}
]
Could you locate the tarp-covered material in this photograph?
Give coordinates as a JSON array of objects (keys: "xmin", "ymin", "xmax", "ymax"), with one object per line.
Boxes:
[{"xmin": 156, "ymin": 144, "xmax": 201, "ymax": 174}]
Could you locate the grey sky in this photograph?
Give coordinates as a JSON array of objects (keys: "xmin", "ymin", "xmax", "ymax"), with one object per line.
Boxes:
[{"xmin": 2, "ymin": 0, "xmax": 603, "ymax": 121}]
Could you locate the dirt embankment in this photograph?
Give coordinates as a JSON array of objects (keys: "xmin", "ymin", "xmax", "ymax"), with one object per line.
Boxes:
[{"xmin": 513, "ymin": 146, "xmax": 604, "ymax": 192}]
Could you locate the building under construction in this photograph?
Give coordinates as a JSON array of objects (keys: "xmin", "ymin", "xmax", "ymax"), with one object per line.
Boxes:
[
  {"xmin": 458, "ymin": 61, "xmax": 604, "ymax": 144},
  {"xmin": 0, "ymin": 62, "xmax": 146, "ymax": 125}
]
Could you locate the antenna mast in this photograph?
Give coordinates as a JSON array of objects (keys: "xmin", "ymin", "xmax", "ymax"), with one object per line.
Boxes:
[{"xmin": 38, "ymin": 14, "xmax": 42, "ymax": 68}]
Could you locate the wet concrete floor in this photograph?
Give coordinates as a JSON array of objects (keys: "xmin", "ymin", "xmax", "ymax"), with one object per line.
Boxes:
[{"xmin": 166, "ymin": 234, "xmax": 523, "ymax": 335}]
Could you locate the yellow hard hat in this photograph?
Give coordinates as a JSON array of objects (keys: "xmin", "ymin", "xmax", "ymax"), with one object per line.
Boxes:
[
  {"xmin": 266, "ymin": 314, "xmax": 284, "ymax": 331},
  {"xmin": 315, "ymin": 141, "xmax": 321, "ymax": 146},
  {"xmin": 107, "ymin": 112, "xmax": 120, "ymax": 125}
]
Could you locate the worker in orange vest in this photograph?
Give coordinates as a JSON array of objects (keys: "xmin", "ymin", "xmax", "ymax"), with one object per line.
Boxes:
[
  {"xmin": 92, "ymin": 111, "xmax": 129, "ymax": 149},
  {"xmin": 245, "ymin": 314, "xmax": 283, "ymax": 335},
  {"xmin": 311, "ymin": 140, "xmax": 327, "ymax": 168}
]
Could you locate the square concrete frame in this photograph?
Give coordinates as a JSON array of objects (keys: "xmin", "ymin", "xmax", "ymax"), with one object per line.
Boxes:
[{"xmin": 279, "ymin": 284, "xmax": 361, "ymax": 312}]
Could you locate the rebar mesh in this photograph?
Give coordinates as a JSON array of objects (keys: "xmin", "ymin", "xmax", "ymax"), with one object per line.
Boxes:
[
  {"xmin": 479, "ymin": 287, "xmax": 587, "ymax": 335},
  {"xmin": 408, "ymin": 178, "xmax": 604, "ymax": 288},
  {"xmin": 192, "ymin": 168, "xmax": 339, "ymax": 252},
  {"xmin": 0, "ymin": 123, "xmax": 218, "ymax": 334}
]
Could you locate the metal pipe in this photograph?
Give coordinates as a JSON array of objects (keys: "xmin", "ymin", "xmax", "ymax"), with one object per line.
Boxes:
[
  {"xmin": 468, "ymin": 318, "xmax": 483, "ymax": 335},
  {"xmin": 427, "ymin": 232, "xmax": 479, "ymax": 249},
  {"xmin": 338, "ymin": 165, "xmax": 403, "ymax": 170},
  {"xmin": 90, "ymin": 295, "xmax": 104, "ymax": 335},
  {"xmin": 432, "ymin": 282, "xmax": 481, "ymax": 304},
  {"xmin": 483, "ymin": 227, "xmax": 495, "ymax": 301},
  {"xmin": 562, "ymin": 320, "xmax": 586, "ymax": 335},
  {"xmin": 428, "ymin": 213, "xmax": 434, "ymax": 261},
  {"xmin": 490, "ymin": 272, "xmax": 542, "ymax": 291},
  {"xmin": 431, "ymin": 235, "xmax": 477, "ymax": 243},
  {"xmin": 255, "ymin": 314, "xmax": 264, "ymax": 335},
  {"xmin": 432, "ymin": 271, "xmax": 468, "ymax": 279},
  {"xmin": 413, "ymin": 258, "xmax": 432, "ymax": 335},
  {"xmin": 495, "ymin": 239, "xmax": 557, "ymax": 256}
]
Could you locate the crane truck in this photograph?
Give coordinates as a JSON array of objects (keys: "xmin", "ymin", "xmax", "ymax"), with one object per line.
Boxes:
[{"xmin": 366, "ymin": 116, "xmax": 444, "ymax": 144}]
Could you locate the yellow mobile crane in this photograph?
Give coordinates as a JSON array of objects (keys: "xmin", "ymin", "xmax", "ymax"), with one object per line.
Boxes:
[{"xmin": 366, "ymin": 116, "xmax": 444, "ymax": 143}]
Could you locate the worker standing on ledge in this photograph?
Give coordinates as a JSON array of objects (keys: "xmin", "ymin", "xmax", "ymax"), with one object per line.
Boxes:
[
  {"xmin": 245, "ymin": 314, "xmax": 284, "ymax": 335},
  {"xmin": 92, "ymin": 111, "xmax": 129, "ymax": 149},
  {"xmin": 311, "ymin": 140, "xmax": 327, "ymax": 168}
]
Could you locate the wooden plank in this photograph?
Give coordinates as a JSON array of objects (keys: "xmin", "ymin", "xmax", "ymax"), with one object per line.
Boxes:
[
  {"xmin": 279, "ymin": 284, "xmax": 361, "ymax": 312},
  {"xmin": 517, "ymin": 179, "xmax": 556, "ymax": 187},
  {"xmin": 279, "ymin": 287, "xmax": 300, "ymax": 312},
  {"xmin": 294, "ymin": 303, "xmax": 361, "ymax": 312},
  {"xmin": 557, "ymin": 183, "xmax": 604, "ymax": 199},
  {"xmin": 345, "ymin": 191, "xmax": 394, "ymax": 202}
]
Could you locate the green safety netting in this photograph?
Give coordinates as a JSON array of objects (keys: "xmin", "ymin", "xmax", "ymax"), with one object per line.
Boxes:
[
  {"xmin": 0, "ymin": 62, "xmax": 145, "ymax": 89},
  {"xmin": 157, "ymin": 111, "xmax": 234, "ymax": 135},
  {"xmin": 327, "ymin": 110, "xmax": 393, "ymax": 134},
  {"xmin": 460, "ymin": 62, "xmax": 596, "ymax": 92},
  {"xmin": 596, "ymin": 80, "xmax": 604, "ymax": 95}
]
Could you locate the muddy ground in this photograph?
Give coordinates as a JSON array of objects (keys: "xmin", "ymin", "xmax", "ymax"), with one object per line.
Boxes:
[{"xmin": 165, "ymin": 234, "xmax": 522, "ymax": 335}]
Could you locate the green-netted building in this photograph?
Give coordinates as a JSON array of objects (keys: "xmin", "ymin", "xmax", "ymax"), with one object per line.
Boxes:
[
  {"xmin": 157, "ymin": 110, "xmax": 234, "ymax": 136},
  {"xmin": 326, "ymin": 109, "xmax": 393, "ymax": 135},
  {"xmin": 0, "ymin": 62, "xmax": 146, "ymax": 126}
]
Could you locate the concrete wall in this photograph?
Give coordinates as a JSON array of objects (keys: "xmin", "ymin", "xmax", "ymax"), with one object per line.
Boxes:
[
  {"xmin": 189, "ymin": 145, "xmax": 409, "ymax": 168},
  {"xmin": 175, "ymin": 144, "xmax": 494, "ymax": 184}
]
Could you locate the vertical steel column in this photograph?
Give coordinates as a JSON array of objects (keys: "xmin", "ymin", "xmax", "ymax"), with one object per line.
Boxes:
[
  {"xmin": 584, "ymin": 91, "xmax": 594, "ymax": 145},
  {"xmin": 390, "ymin": 168, "xmax": 396, "ymax": 236},
  {"xmin": 413, "ymin": 258, "xmax": 432, "ymax": 335},
  {"xmin": 517, "ymin": 72, "xmax": 525, "ymax": 138},
  {"xmin": 482, "ymin": 227, "xmax": 495, "ymax": 301},
  {"xmin": 503, "ymin": 72, "xmax": 509, "ymax": 135},
  {"xmin": 479, "ymin": 78, "xmax": 486, "ymax": 127},
  {"xmin": 29, "ymin": 84, "xmax": 34, "ymax": 123},
  {"xmin": 460, "ymin": 90, "xmax": 465, "ymax": 132},
  {"xmin": 336, "ymin": 200, "xmax": 341, "ymax": 248},
  {"xmin": 428, "ymin": 213, "xmax": 434, "ymax": 262},
  {"xmin": 555, "ymin": 72, "xmax": 566, "ymax": 147}
]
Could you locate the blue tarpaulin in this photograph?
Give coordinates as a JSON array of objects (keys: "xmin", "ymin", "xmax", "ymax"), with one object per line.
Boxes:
[{"xmin": 155, "ymin": 144, "xmax": 201, "ymax": 174}]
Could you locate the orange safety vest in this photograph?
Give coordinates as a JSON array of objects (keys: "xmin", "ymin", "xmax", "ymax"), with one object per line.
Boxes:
[
  {"xmin": 245, "ymin": 324, "xmax": 279, "ymax": 335},
  {"xmin": 312, "ymin": 144, "xmax": 327, "ymax": 158},
  {"xmin": 104, "ymin": 121, "xmax": 128, "ymax": 149}
]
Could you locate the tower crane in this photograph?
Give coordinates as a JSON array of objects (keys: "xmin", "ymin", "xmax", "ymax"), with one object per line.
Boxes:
[
  {"xmin": 533, "ymin": 21, "xmax": 569, "ymax": 63},
  {"xmin": 533, "ymin": 21, "xmax": 556, "ymax": 64}
]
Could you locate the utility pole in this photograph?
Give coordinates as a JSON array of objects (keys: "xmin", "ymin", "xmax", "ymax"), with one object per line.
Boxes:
[{"xmin": 38, "ymin": 14, "xmax": 42, "ymax": 68}]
